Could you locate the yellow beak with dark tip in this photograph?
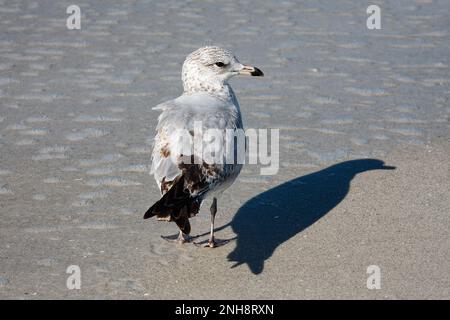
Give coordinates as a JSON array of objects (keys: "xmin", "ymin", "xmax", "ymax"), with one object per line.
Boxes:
[{"xmin": 238, "ymin": 65, "xmax": 264, "ymax": 76}]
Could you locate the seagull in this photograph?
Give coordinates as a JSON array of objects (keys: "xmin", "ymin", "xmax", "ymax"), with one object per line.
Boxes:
[{"xmin": 143, "ymin": 46, "xmax": 263, "ymax": 247}]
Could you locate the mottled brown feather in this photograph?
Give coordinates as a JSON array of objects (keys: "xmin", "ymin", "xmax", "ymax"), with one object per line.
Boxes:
[{"xmin": 143, "ymin": 156, "xmax": 221, "ymax": 234}]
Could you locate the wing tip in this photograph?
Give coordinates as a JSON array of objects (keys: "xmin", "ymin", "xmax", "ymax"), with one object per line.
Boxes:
[{"xmin": 143, "ymin": 209, "xmax": 153, "ymax": 219}]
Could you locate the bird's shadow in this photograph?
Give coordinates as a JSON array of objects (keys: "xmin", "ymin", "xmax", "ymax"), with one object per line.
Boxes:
[{"xmin": 226, "ymin": 159, "xmax": 395, "ymax": 274}]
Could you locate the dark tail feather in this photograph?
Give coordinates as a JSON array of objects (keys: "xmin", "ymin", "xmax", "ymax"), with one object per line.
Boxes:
[
  {"xmin": 143, "ymin": 176, "xmax": 187, "ymax": 219},
  {"xmin": 143, "ymin": 200, "xmax": 163, "ymax": 219},
  {"xmin": 174, "ymin": 216, "xmax": 191, "ymax": 234},
  {"xmin": 143, "ymin": 176, "xmax": 200, "ymax": 234}
]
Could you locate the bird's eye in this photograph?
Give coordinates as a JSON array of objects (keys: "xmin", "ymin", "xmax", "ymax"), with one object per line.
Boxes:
[{"xmin": 215, "ymin": 62, "xmax": 226, "ymax": 67}]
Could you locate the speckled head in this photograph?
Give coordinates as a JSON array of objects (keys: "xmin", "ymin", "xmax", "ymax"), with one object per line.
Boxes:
[{"xmin": 182, "ymin": 46, "xmax": 263, "ymax": 95}]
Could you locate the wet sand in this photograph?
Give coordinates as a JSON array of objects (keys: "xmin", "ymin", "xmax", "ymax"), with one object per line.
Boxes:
[{"xmin": 0, "ymin": 0, "xmax": 449, "ymax": 299}]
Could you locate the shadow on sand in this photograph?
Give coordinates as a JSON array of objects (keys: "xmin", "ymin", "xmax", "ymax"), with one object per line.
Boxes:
[{"xmin": 226, "ymin": 159, "xmax": 395, "ymax": 274}]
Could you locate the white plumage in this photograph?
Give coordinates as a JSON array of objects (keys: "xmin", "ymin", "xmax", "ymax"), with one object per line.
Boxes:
[
  {"xmin": 150, "ymin": 92, "xmax": 242, "ymax": 193},
  {"xmin": 144, "ymin": 46, "xmax": 263, "ymax": 247}
]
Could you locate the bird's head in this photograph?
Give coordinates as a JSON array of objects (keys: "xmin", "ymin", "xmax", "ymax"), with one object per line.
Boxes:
[{"xmin": 182, "ymin": 46, "xmax": 263, "ymax": 94}]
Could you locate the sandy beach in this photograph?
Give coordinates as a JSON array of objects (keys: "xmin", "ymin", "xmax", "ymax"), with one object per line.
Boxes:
[{"xmin": 0, "ymin": 0, "xmax": 449, "ymax": 299}]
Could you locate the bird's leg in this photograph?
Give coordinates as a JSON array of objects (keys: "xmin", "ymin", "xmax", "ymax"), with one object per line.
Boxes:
[
  {"xmin": 161, "ymin": 230, "xmax": 191, "ymax": 244},
  {"xmin": 178, "ymin": 230, "xmax": 191, "ymax": 243},
  {"xmin": 203, "ymin": 198, "xmax": 231, "ymax": 248},
  {"xmin": 206, "ymin": 197, "xmax": 218, "ymax": 247}
]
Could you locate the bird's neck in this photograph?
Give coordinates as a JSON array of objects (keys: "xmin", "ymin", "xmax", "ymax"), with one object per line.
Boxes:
[{"xmin": 183, "ymin": 80, "xmax": 234, "ymax": 101}]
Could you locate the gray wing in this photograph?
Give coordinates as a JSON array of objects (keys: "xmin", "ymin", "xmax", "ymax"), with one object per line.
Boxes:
[{"xmin": 150, "ymin": 94, "xmax": 241, "ymax": 195}]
